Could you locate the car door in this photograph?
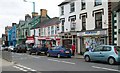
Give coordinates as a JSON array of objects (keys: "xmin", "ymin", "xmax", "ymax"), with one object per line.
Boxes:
[
  {"xmin": 90, "ymin": 46, "xmax": 103, "ymax": 61},
  {"xmin": 100, "ymin": 46, "xmax": 112, "ymax": 61}
]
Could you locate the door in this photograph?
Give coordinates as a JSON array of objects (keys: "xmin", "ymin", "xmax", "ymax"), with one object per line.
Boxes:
[
  {"xmin": 100, "ymin": 46, "xmax": 112, "ymax": 61},
  {"xmin": 90, "ymin": 46, "xmax": 103, "ymax": 61}
]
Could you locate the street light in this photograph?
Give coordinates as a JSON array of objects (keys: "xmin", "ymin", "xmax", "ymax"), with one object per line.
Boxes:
[{"xmin": 23, "ymin": 0, "xmax": 35, "ymax": 12}]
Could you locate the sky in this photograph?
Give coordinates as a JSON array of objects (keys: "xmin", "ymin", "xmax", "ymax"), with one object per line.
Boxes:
[{"xmin": 0, "ymin": 0, "xmax": 64, "ymax": 38}]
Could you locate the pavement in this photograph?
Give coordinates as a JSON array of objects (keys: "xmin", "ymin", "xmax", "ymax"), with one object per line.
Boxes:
[{"xmin": 74, "ymin": 54, "xmax": 84, "ymax": 59}]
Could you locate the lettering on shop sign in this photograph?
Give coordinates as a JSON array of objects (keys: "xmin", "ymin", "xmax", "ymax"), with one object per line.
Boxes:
[{"xmin": 85, "ymin": 31, "xmax": 97, "ymax": 35}]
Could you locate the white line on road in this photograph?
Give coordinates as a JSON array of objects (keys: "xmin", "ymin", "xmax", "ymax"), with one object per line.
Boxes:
[
  {"xmin": 13, "ymin": 66, "xmax": 27, "ymax": 72},
  {"xmin": 16, "ymin": 64, "xmax": 37, "ymax": 71},
  {"xmin": 48, "ymin": 59, "xmax": 75, "ymax": 65},
  {"xmin": 92, "ymin": 66, "xmax": 120, "ymax": 72}
]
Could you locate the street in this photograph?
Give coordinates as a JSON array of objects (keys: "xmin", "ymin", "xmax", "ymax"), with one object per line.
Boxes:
[{"xmin": 1, "ymin": 52, "xmax": 120, "ymax": 73}]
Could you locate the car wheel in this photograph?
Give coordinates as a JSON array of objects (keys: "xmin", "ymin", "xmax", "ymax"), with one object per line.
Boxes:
[
  {"xmin": 108, "ymin": 57, "xmax": 115, "ymax": 65},
  {"xmin": 85, "ymin": 55, "xmax": 90, "ymax": 62},
  {"xmin": 57, "ymin": 54, "xmax": 60, "ymax": 58},
  {"xmin": 68, "ymin": 56, "xmax": 71, "ymax": 58},
  {"xmin": 47, "ymin": 53, "xmax": 50, "ymax": 57}
]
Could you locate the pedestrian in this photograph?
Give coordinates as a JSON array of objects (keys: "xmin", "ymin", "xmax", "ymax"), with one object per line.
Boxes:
[{"xmin": 71, "ymin": 43, "xmax": 76, "ymax": 56}]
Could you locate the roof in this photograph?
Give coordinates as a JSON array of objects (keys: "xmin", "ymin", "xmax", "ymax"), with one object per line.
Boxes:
[
  {"xmin": 58, "ymin": 0, "xmax": 76, "ymax": 6},
  {"xmin": 31, "ymin": 15, "xmax": 51, "ymax": 29},
  {"xmin": 31, "ymin": 17, "xmax": 60, "ymax": 29}
]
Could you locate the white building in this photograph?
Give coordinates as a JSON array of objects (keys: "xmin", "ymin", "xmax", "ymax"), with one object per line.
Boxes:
[{"xmin": 58, "ymin": 0, "xmax": 109, "ymax": 54}]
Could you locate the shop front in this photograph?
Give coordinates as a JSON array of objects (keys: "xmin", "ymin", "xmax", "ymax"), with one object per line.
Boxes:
[
  {"xmin": 38, "ymin": 36, "xmax": 61, "ymax": 47},
  {"xmin": 59, "ymin": 32, "xmax": 77, "ymax": 50},
  {"xmin": 77, "ymin": 29, "xmax": 108, "ymax": 54},
  {"xmin": 25, "ymin": 36, "xmax": 35, "ymax": 47}
]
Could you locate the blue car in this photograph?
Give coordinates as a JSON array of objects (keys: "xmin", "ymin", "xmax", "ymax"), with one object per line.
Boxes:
[
  {"xmin": 47, "ymin": 46, "xmax": 72, "ymax": 58},
  {"xmin": 84, "ymin": 45, "xmax": 120, "ymax": 65}
]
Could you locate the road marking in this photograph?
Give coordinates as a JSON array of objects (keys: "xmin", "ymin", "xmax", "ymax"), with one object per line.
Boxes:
[
  {"xmin": 16, "ymin": 64, "xmax": 37, "ymax": 71},
  {"xmin": 48, "ymin": 59, "xmax": 61, "ymax": 62},
  {"xmin": 92, "ymin": 66, "xmax": 120, "ymax": 72},
  {"xmin": 48, "ymin": 59, "xmax": 75, "ymax": 65},
  {"xmin": 61, "ymin": 61, "xmax": 75, "ymax": 64},
  {"xmin": 13, "ymin": 66, "xmax": 27, "ymax": 72}
]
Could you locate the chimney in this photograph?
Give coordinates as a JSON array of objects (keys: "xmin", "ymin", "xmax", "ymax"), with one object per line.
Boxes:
[
  {"xmin": 12, "ymin": 23, "xmax": 16, "ymax": 26},
  {"xmin": 32, "ymin": 12, "xmax": 38, "ymax": 18},
  {"xmin": 40, "ymin": 9, "xmax": 47, "ymax": 17},
  {"xmin": 25, "ymin": 14, "xmax": 31, "ymax": 21}
]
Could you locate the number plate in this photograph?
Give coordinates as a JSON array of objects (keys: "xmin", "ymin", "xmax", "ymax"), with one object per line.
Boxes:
[{"xmin": 65, "ymin": 51, "xmax": 69, "ymax": 53}]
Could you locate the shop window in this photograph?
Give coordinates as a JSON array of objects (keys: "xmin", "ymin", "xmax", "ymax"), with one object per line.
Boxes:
[
  {"xmin": 70, "ymin": 2, "xmax": 75, "ymax": 13},
  {"xmin": 82, "ymin": 15, "xmax": 86, "ymax": 30},
  {"xmin": 81, "ymin": 0, "xmax": 86, "ymax": 10},
  {"xmin": 61, "ymin": 6, "xmax": 64, "ymax": 15},
  {"xmin": 95, "ymin": 12, "xmax": 102, "ymax": 29},
  {"xmin": 95, "ymin": 0, "xmax": 102, "ymax": 6}
]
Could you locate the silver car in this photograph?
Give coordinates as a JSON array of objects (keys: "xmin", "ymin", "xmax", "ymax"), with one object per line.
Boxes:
[{"xmin": 84, "ymin": 45, "xmax": 120, "ymax": 65}]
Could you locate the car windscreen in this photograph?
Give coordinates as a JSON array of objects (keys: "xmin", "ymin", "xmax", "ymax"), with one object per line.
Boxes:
[{"xmin": 115, "ymin": 46, "xmax": 120, "ymax": 51}]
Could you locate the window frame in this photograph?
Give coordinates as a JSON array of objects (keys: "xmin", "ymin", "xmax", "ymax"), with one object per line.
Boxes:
[
  {"xmin": 82, "ymin": 15, "xmax": 86, "ymax": 30},
  {"xmin": 70, "ymin": 2, "xmax": 75, "ymax": 13},
  {"xmin": 81, "ymin": 0, "xmax": 86, "ymax": 10},
  {"xmin": 95, "ymin": 12, "xmax": 102, "ymax": 29},
  {"xmin": 61, "ymin": 6, "xmax": 64, "ymax": 15}
]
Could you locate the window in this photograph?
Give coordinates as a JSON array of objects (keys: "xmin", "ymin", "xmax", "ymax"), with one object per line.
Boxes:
[
  {"xmin": 70, "ymin": 2, "xmax": 75, "ymax": 13},
  {"xmin": 61, "ymin": 6, "xmax": 64, "ymax": 15},
  {"xmin": 55, "ymin": 26, "xmax": 59, "ymax": 34},
  {"xmin": 70, "ymin": 18, "xmax": 76, "ymax": 31},
  {"xmin": 34, "ymin": 29, "xmax": 35, "ymax": 36},
  {"xmin": 44, "ymin": 28, "xmax": 46, "ymax": 35},
  {"xmin": 61, "ymin": 20, "xmax": 65, "ymax": 32},
  {"xmin": 93, "ymin": 46, "xmax": 103, "ymax": 52},
  {"xmin": 102, "ymin": 46, "xmax": 111, "ymax": 51},
  {"xmin": 41, "ymin": 28, "xmax": 44, "ymax": 36},
  {"xmin": 48, "ymin": 27, "xmax": 50, "ymax": 35},
  {"xmin": 95, "ymin": 0, "xmax": 102, "ymax": 6},
  {"xmin": 51, "ymin": 26, "xmax": 54, "ymax": 35},
  {"xmin": 81, "ymin": 0, "xmax": 86, "ymax": 10},
  {"xmin": 82, "ymin": 15, "xmax": 86, "ymax": 30},
  {"xmin": 39, "ymin": 29, "xmax": 40, "ymax": 36},
  {"xmin": 95, "ymin": 12, "xmax": 102, "ymax": 29}
]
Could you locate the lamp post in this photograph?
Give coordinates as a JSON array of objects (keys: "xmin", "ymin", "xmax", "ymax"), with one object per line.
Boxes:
[{"xmin": 23, "ymin": 0, "xmax": 35, "ymax": 12}]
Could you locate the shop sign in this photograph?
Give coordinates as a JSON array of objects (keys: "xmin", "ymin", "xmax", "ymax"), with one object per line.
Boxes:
[
  {"xmin": 77, "ymin": 30, "xmax": 107, "ymax": 36},
  {"xmin": 85, "ymin": 31, "xmax": 97, "ymax": 35}
]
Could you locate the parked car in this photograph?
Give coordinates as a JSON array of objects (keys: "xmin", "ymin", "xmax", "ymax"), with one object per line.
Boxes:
[
  {"xmin": 28, "ymin": 44, "xmax": 48, "ymax": 55},
  {"xmin": 8, "ymin": 46, "xmax": 14, "ymax": 51},
  {"xmin": 84, "ymin": 45, "xmax": 120, "ymax": 65},
  {"xmin": 16, "ymin": 44, "xmax": 27, "ymax": 53},
  {"xmin": 47, "ymin": 46, "xmax": 72, "ymax": 58}
]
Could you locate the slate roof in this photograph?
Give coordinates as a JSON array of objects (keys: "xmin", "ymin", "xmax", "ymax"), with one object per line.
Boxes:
[
  {"xmin": 31, "ymin": 17, "xmax": 60, "ymax": 29},
  {"xmin": 58, "ymin": 0, "xmax": 76, "ymax": 6}
]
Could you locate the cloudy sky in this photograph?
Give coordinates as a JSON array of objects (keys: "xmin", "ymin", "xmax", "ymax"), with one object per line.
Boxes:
[{"xmin": 0, "ymin": 0, "xmax": 64, "ymax": 38}]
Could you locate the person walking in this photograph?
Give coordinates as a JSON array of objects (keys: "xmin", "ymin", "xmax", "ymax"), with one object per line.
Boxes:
[{"xmin": 71, "ymin": 43, "xmax": 76, "ymax": 56}]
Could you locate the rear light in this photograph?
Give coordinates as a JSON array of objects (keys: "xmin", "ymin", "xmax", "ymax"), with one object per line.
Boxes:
[
  {"xmin": 114, "ymin": 48, "xmax": 118, "ymax": 55},
  {"xmin": 60, "ymin": 50, "xmax": 64, "ymax": 53}
]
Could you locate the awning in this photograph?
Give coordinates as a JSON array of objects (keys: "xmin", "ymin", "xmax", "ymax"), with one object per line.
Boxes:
[
  {"xmin": 38, "ymin": 37, "xmax": 46, "ymax": 40},
  {"xmin": 26, "ymin": 40, "xmax": 34, "ymax": 44}
]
